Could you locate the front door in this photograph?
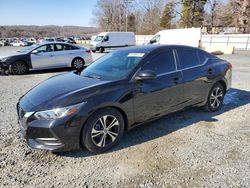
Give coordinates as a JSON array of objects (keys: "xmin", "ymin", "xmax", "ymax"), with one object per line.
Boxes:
[
  {"xmin": 133, "ymin": 49, "xmax": 184, "ymax": 124},
  {"xmin": 31, "ymin": 44, "xmax": 55, "ymax": 69}
]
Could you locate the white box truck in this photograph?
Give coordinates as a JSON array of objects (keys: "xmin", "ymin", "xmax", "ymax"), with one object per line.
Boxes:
[
  {"xmin": 90, "ymin": 32, "xmax": 136, "ymax": 53},
  {"xmin": 148, "ymin": 28, "xmax": 202, "ymax": 47}
]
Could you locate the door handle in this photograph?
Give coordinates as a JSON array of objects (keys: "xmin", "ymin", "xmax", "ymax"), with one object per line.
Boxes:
[{"xmin": 208, "ymin": 68, "xmax": 213, "ymax": 74}]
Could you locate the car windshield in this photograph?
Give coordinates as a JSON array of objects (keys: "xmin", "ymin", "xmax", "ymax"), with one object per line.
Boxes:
[
  {"xmin": 81, "ymin": 50, "xmax": 146, "ymax": 80},
  {"xmin": 94, "ymin": 36, "xmax": 104, "ymax": 42},
  {"xmin": 17, "ymin": 44, "xmax": 40, "ymax": 53}
]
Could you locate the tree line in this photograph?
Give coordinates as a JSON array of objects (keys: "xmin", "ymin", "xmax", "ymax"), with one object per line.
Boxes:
[
  {"xmin": 92, "ymin": 0, "xmax": 250, "ymax": 34},
  {"xmin": 0, "ymin": 25, "xmax": 97, "ymax": 38}
]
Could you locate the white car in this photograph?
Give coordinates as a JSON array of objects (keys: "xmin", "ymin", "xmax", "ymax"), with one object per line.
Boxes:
[
  {"xmin": 10, "ymin": 40, "xmax": 26, "ymax": 47},
  {"xmin": 0, "ymin": 42, "xmax": 93, "ymax": 75}
]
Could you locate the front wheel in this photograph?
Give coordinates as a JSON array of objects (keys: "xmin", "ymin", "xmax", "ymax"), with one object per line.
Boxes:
[
  {"xmin": 204, "ymin": 83, "xmax": 225, "ymax": 112},
  {"xmin": 11, "ymin": 61, "xmax": 29, "ymax": 75},
  {"xmin": 81, "ymin": 108, "xmax": 125, "ymax": 153}
]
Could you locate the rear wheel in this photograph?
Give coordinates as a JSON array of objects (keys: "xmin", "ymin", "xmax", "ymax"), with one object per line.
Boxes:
[
  {"xmin": 72, "ymin": 57, "xmax": 85, "ymax": 70},
  {"xmin": 11, "ymin": 61, "xmax": 29, "ymax": 75},
  {"xmin": 81, "ymin": 108, "xmax": 125, "ymax": 153},
  {"xmin": 204, "ymin": 83, "xmax": 225, "ymax": 112}
]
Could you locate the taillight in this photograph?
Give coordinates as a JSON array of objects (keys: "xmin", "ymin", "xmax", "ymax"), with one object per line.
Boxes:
[
  {"xmin": 85, "ymin": 50, "xmax": 91, "ymax": 53},
  {"xmin": 228, "ymin": 63, "xmax": 232, "ymax": 69}
]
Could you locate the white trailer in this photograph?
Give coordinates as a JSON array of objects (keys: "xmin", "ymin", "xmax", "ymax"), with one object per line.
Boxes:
[
  {"xmin": 149, "ymin": 28, "xmax": 202, "ymax": 47},
  {"xmin": 90, "ymin": 32, "xmax": 136, "ymax": 53}
]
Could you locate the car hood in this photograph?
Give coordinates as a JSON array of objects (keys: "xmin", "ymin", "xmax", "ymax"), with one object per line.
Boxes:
[
  {"xmin": 20, "ymin": 72, "xmax": 110, "ymax": 111},
  {"xmin": 0, "ymin": 51, "xmax": 24, "ymax": 59}
]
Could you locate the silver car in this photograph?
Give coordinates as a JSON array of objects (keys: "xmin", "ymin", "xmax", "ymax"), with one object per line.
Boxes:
[{"xmin": 0, "ymin": 42, "xmax": 93, "ymax": 75}]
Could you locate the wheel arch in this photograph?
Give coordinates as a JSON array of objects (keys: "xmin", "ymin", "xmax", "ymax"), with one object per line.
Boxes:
[
  {"xmin": 79, "ymin": 105, "xmax": 129, "ymax": 148},
  {"xmin": 217, "ymin": 80, "xmax": 227, "ymax": 93}
]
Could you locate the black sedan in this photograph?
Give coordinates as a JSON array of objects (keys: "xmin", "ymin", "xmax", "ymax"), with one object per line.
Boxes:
[{"xmin": 17, "ymin": 45, "xmax": 232, "ymax": 153}]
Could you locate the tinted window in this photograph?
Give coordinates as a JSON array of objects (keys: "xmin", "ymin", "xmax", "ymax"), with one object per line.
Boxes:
[
  {"xmin": 70, "ymin": 45, "xmax": 79, "ymax": 50},
  {"xmin": 63, "ymin": 44, "xmax": 71, "ymax": 50},
  {"xmin": 177, "ymin": 48, "xmax": 204, "ymax": 69},
  {"xmin": 142, "ymin": 49, "xmax": 176, "ymax": 74}
]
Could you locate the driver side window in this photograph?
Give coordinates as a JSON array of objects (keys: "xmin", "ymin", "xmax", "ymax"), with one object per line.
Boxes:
[
  {"xmin": 35, "ymin": 44, "xmax": 54, "ymax": 53},
  {"xmin": 103, "ymin": 35, "xmax": 109, "ymax": 41}
]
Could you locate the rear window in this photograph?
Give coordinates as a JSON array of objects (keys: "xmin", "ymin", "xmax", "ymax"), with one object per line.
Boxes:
[
  {"xmin": 70, "ymin": 45, "xmax": 79, "ymax": 50},
  {"xmin": 177, "ymin": 47, "xmax": 206, "ymax": 69}
]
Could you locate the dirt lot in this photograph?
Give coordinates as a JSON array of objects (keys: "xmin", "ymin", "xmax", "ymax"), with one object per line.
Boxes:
[{"xmin": 0, "ymin": 46, "xmax": 250, "ymax": 187}]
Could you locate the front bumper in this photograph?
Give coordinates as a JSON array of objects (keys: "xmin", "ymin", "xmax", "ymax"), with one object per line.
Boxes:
[
  {"xmin": 17, "ymin": 103, "xmax": 86, "ymax": 152},
  {"xmin": 0, "ymin": 61, "xmax": 10, "ymax": 74}
]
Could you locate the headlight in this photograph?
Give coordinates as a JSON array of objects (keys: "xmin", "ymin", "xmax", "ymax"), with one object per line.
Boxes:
[
  {"xmin": 34, "ymin": 102, "xmax": 86, "ymax": 120},
  {"xmin": 0, "ymin": 57, "xmax": 10, "ymax": 62}
]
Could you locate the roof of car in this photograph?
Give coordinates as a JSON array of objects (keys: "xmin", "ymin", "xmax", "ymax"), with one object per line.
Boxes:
[{"xmin": 115, "ymin": 44, "xmax": 200, "ymax": 53}]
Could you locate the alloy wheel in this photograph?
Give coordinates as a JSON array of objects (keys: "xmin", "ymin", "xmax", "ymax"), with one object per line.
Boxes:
[
  {"xmin": 73, "ymin": 58, "xmax": 84, "ymax": 69},
  {"xmin": 91, "ymin": 115, "xmax": 120, "ymax": 147},
  {"xmin": 12, "ymin": 63, "xmax": 27, "ymax": 75},
  {"xmin": 210, "ymin": 87, "xmax": 224, "ymax": 109}
]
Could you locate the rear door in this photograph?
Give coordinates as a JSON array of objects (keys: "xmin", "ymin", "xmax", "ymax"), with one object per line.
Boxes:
[
  {"xmin": 53, "ymin": 43, "xmax": 72, "ymax": 67},
  {"xmin": 31, "ymin": 44, "xmax": 56, "ymax": 69},
  {"xmin": 133, "ymin": 48, "xmax": 184, "ymax": 124},
  {"xmin": 175, "ymin": 47, "xmax": 212, "ymax": 106}
]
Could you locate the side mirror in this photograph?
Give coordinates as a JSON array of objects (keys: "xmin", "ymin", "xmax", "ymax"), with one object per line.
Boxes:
[
  {"xmin": 135, "ymin": 70, "xmax": 157, "ymax": 81},
  {"xmin": 149, "ymin": 39, "xmax": 156, "ymax": 44},
  {"xmin": 32, "ymin": 50, "xmax": 38, "ymax": 54}
]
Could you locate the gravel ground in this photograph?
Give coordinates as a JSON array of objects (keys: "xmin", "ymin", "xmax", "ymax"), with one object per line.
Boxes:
[{"xmin": 0, "ymin": 47, "xmax": 250, "ymax": 187}]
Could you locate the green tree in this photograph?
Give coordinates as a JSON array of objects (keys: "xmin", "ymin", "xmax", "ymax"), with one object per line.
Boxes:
[{"xmin": 160, "ymin": 1, "xmax": 175, "ymax": 29}]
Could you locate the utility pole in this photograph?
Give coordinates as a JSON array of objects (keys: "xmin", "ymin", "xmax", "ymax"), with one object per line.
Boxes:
[{"xmin": 123, "ymin": 0, "xmax": 134, "ymax": 32}]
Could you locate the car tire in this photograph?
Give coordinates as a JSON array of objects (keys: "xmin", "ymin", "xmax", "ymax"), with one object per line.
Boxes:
[
  {"xmin": 99, "ymin": 47, "xmax": 104, "ymax": 53},
  {"xmin": 11, "ymin": 61, "xmax": 29, "ymax": 75},
  {"xmin": 72, "ymin": 57, "xmax": 85, "ymax": 70},
  {"xmin": 204, "ymin": 82, "xmax": 225, "ymax": 112},
  {"xmin": 81, "ymin": 108, "xmax": 125, "ymax": 153}
]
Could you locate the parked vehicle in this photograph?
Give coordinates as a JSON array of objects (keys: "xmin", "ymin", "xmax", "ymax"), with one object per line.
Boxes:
[
  {"xmin": 16, "ymin": 45, "xmax": 232, "ymax": 153},
  {"xmin": 66, "ymin": 37, "xmax": 77, "ymax": 44},
  {"xmin": 10, "ymin": 40, "xmax": 26, "ymax": 47},
  {"xmin": 0, "ymin": 42, "xmax": 93, "ymax": 75},
  {"xmin": 90, "ymin": 32, "xmax": 136, "ymax": 53},
  {"xmin": 45, "ymin": 38, "xmax": 55, "ymax": 42},
  {"xmin": 149, "ymin": 28, "xmax": 202, "ymax": 47},
  {"xmin": 0, "ymin": 41, "xmax": 4, "ymax": 46}
]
